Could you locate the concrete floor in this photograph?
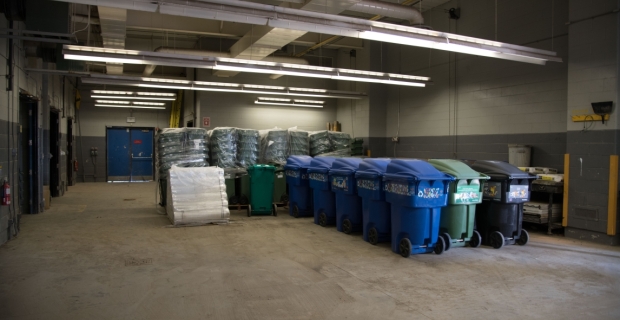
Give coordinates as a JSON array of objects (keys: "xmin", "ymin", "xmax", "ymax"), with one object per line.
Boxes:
[{"xmin": 1, "ymin": 182, "xmax": 619, "ymax": 320}]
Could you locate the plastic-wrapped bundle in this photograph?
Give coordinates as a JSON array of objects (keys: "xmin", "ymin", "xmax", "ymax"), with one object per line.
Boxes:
[
  {"xmin": 210, "ymin": 127, "xmax": 238, "ymax": 168},
  {"xmin": 157, "ymin": 128, "xmax": 209, "ymax": 178},
  {"xmin": 166, "ymin": 166, "xmax": 230, "ymax": 226},
  {"xmin": 309, "ymin": 130, "xmax": 331, "ymax": 156},
  {"xmin": 288, "ymin": 127, "xmax": 309, "ymax": 156},
  {"xmin": 328, "ymin": 131, "xmax": 351, "ymax": 154},
  {"xmin": 260, "ymin": 127, "xmax": 289, "ymax": 165},
  {"xmin": 237, "ymin": 129, "xmax": 260, "ymax": 168}
]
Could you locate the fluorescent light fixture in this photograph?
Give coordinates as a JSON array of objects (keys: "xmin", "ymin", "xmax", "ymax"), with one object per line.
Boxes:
[
  {"xmin": 95, "ymin": 104, "xmax": 165, "ymax": 109},
  {"xmin": 90, "ymin": 90, "xmax": 177, "ymax": 101},
  {"xmin": 133, "ymin": 101, "xmax": 165, "ymax": 106},
  {"xmin": 95, "ymin": 100, "xmax": 131, "ymax": 104},
  {"xmin": 255, "ymin": 97, "xmax": 324, "ymax": 108},
  {"xmin": 81, "ymin": 74, "xmax": 367, "ymax": 100},
  {"xmin": 64, "ymin": 45, "xmax": 430, "ymax": 87}
]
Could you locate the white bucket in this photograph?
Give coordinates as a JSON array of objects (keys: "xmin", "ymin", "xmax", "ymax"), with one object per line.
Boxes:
[{"xmin": 508, "ymin": 144, "xmax": 531, "ymax": 167}]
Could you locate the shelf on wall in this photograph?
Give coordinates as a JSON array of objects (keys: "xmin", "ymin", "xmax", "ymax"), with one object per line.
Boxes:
[{"xmin": 571, "ymin": 114, "xmax": 610, "ymax": 122}]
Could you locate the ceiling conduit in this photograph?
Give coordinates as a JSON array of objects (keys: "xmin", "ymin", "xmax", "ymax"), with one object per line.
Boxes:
[
  {"xmin": 142, "ymin": 46, "xmax": 309, "ymax": 76},
  {"xmin": 348, "ymin": 0, "xmax": 424, "ymax": 25}
]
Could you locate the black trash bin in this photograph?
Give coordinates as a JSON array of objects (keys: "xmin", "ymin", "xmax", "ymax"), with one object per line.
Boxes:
[{"xmin": 466, "ymin": 160, "xmax": 535, "ymax": 249}]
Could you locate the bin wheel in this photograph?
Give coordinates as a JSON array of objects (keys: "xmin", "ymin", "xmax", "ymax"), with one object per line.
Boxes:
[
  {"xmin": 239, "ymin": 194, "xmax": 249, "ymax": 205},
  {"xmin": 399, "ymin": 238, "xmax": 412, "ymax": 258},
  {"xmin": 342, "ymin": 219, "xmax": 353, "ymax": 234},
  {"xmin": 441, "ymin": 233, "xmax": 452, "ymax": 252},
  {"xmin": 489, "ymin": 231, "xmax": 505, "ymax": 249},
  {"xmin": 434, "ymin": 236, "xmax": 446, "ymax": 255},
  {"xmin": 469, "ymin": 230, "xmax": 482, "ymax": 248},
  {"xmin": 292, "ymin": 205, "xmax": 300, "ymax": 218},
  {"xmin": 247, "ymin": 205, "xmax": 251, "ymax": 217},
  {"xmin": 280, "ymin": 194, "xmax": 289, "ymax": 203},
  {"xmin": 516, "ymin": 229, "xmax": 529, "ymax": 246},
  {"xmin": 318, "ymin": 212, "xmax": 328, "ymax": 227},
  {"xmin": 230, "ymin": 195, "xmax": 239, "ymax": 206},
  {"xmin": 272, "ymin": 204, "xmax": 278, "ymax": 216},
  {"xmin": 368, "ymin": 227, "xmax": 379, "ymax": 245}
]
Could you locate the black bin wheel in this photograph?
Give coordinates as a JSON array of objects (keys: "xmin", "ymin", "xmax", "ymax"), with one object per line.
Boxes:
[
  {"xmin": 342, "ymin": 219, "xmax": 353, "ymax": 234},
  {"xmin": 516, "ymin": 229, "xmax": 529, "ymax": 246},
  {"xmin": 441, "ymin": 232, "xmax": 452, "ymax": 252},
  {"xmin": 318, "ymin": 212, "xmax": 327, "ymax": 227},
  {"xmin": 239, "ymin": 194, "xmax": 249, "ymax": 205},
  {"xmin": 280, "ymin": 194, "xmax": 289, "ymax": 204},
  {"xmin": 469, "ymin": 230, "xmax": 482, "ymax": 248},
  {"xmin": 247, "ymin": 205, "xmax": 252, "ymax": 217},
  {"xmin": 368, "ymin": 227, "xmax": 379, "ymax": 245},
  {"xmin": 399, "ymin": 238, "xmax": 412, "ymax": 258},
  {"xmin": 272, "ymin": 204, "xmax": 278, "ymax": 216},
  {"xmin": 229, "ymin": 195, "xmax": 239, "ymax": 206},
  {"xmin": 434, "ymin": 236, "xmax": 446, "ymax": 255},
  {"xmin": 292, "ymin": 205, "xmax": 300, "ymax": 218},
  {"xmin": 489, "ymin": 231, "xmax": 505, "ymax": 249}
]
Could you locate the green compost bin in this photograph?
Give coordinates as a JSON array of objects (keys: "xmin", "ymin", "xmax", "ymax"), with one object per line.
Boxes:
[
  {"xmin": 247, "ymin": 165, "xmax": 277, "ymax": 217},
  {"xmin": 428, "ymin": 159, "xmax": 490, "ymax": 250},
  {"xmin": 224, "ymin": 174, "xmax": 236, "ymax": 205},
  {"xmin": 273, "ymin": 165, "xmax": 288, "ymax": 203}
]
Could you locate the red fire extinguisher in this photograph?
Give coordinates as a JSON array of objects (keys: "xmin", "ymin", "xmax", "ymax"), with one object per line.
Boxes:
[{"xmin": 2, "ymin": 181, "xmax": 10, "ymax": 206}]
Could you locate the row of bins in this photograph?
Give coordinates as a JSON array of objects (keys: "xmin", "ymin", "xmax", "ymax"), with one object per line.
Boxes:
[{"xmin": 284, "ymin": 156, "xmax": 535, "ymax": 257}]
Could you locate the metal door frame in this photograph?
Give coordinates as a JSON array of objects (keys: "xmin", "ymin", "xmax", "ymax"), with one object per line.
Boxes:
[{"xmin": 105, "ymin": 126, "xmax": 155, "ymax": 182}]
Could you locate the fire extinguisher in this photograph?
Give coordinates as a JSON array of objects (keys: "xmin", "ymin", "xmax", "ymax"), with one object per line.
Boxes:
[
  {"xmin": 74, "ymin": 160, "xmax": 79, "ymax": 172},
  {"xmin": 2, "ymin": 181, "xmax": 10, "ymax": 206}
]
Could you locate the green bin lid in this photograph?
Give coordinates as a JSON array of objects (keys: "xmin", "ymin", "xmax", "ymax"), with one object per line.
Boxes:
[{"xmin": 428, "ymin": 159, "xmax": 490, "ymax": 180}]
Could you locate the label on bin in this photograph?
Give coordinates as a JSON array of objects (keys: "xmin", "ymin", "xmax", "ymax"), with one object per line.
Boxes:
[
  {"xmin": 309, "ymin": 173, "xmax": 328, "ymax": 182},
  {"xmin": 286, "ymin": 170, "xmax": 299, "ymax": 178},
  {"xmin": 454, "ymin": 185, "xmax": 480, "ymax": 204},
  {"xmin": 357, "ymin": 179, "xmax": 379, "ymax": 191},
  {"xmin": 483, "ymin": 182, "xmax": 501, "ymax": 200},
  {"xmin": 385, "ymin": 182, "xmax": 412, "ymax": 196},
  {"xmin": 385, "ymin": 182, "xmax": 443, "ymax": 198},
  {"xmin": 332, "ymin": 177, "xmax": 349, "ymax": 192},
  {"xmin": 508, "ymin": 185, "xmax": 529, "ymax": 202}
]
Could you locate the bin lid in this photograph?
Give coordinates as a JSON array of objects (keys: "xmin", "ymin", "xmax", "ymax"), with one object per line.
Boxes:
[
  {"xmin": 248, "ymin": 164, "xmax": 275, "ymax": 172},
  {"xmin": 284, "ymin": 155, "xmax": 313, "ymax": 170},
  {"xmin": 355, "ymin": 158, "xmax": 391, "ymax": 179},
  {"xmin": 329, "ymin": 157, "xmax": 364, "ymax": 175},
  {"xmin": 308, "ymin": 157, "xmax": 337, "ymax": 174},
  {"xmin": 384, "ymin": 159, "xmax": 453, "ymax": 182},
  {"xmin": 428, "ymin": 159, "xmax": 489, "ymax": 180},
  {"xmin": 467, "ymin": 160, "xmax": 534, "ymax": 180}
]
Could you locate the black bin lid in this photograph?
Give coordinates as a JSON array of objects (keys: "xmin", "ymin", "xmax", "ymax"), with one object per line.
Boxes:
[{"xmin": 468, "ymin": 160, "xmax": 534, "ymax": 180}]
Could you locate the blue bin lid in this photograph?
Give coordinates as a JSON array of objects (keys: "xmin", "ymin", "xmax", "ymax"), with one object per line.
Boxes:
[
  {"xmin": 308, "ymin": 157, "xmax": 337, "ymax": 174},
  {"xmin": 329, "ymin": 157, "xmax": 364, "ymax": 175},
  {"xmin": 355, "ymin": 158, "xmax": 391, "ymax": 179},
  {"xmin": 284, "ymin": 155, "xmax": 313, "ymax": 170},
  {"xmin": 467, "ymin": 160, "xmax": 535, "ymax": 180},
  {"xmin": 384, "ymin": 159, "xmax": 454, "ymax": 182}
]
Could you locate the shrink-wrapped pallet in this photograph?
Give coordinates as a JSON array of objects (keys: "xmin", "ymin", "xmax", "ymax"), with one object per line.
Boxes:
[
  {"xmin": 237, "ymin": 129, "xmax": 260, "ymax": 168},
  {"xmin": 166, "ymin": 166, "xmax": 230, "ymax": 225},
  {"xmin": 260, "ymin": 127, "xmax": 289, "ymax": 165},
  {"xmin": 288, "ymin": 127, "xmax": 309, "ymax": 156},
  {"xmin": 210, "ymin": 127, "xmax": 238, "ymax": 168}
]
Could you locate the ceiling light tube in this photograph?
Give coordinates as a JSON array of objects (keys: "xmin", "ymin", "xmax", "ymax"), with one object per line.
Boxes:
[
  {"xmin": 255, "ymin": 101, "xmax": 323, "ymax": 108},
  {"xmin": 133, "ymin": 101, "xmax": 165, "ymax": 106},
  {"xmin": 95, "ymin": 100, "xmax": 131, "ymax": 104},
  {"xmin": 90, "ymin": 95, "xmax": 176, "ymax": 101},
  {"xmin": 95, "ymin": 104, "xmax": 166, "ymax": 109}
]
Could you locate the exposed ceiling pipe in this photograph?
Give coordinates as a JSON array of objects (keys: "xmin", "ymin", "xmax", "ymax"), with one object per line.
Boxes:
[
  {"xmin": 97, "ymin": 6, "xmax": 127, "ymax": 75},
  {"xmin": 143, "ymin": 46, "xmax": 309, "ymax": 76},
  {"xmin": 348, "ymin": 0, "xmax": 424, "ymax": 25}
]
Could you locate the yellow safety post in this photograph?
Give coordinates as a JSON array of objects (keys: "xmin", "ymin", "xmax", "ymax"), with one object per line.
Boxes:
[{"xmin": 607, "ymin": 155, "xmax": 618, "ymax": 236}]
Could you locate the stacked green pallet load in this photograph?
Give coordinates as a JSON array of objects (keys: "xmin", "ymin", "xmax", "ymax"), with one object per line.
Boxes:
[
  {"xmin": 210, "ymin": 127, "xmax": 237, "ymax": 168},
  {"xmin": 309, "ymin": 130, "xmax": 331, "ymax": 156},
  {"xmin": 351, "ymin": 138, "xmax": 364, "ymax": 156},
  {"xmin": 260, "ymin": 128, "xmax": 289, "ymax": 165},
  {"xmin": 288, "ymin": 127, "xmax": 309, "ymax": 156},
  {"xmin": 237, "ymin": 129, "xmax": 260, "ymax": 168},
  {"xmin": 327, "ymin": 131, "xmax": 352, "ymax": 157},
  {"xmin": 157, "ymin": 128, "xmax": 209, "ymax": 177}
]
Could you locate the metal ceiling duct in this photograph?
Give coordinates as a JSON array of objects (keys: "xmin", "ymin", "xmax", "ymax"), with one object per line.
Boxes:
[
  {"xmin": 97, "ymin": 6, "xmax": 127, "ymax": 75},
  {"xmin": 142, "ymin": 46, "xmax": 309, "ymax": 76}
]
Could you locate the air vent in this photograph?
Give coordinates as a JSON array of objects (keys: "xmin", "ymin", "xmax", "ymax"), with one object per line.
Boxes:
[{"xmin": 574, "ymin": 207, "xmax": 598, "ymax": 220}]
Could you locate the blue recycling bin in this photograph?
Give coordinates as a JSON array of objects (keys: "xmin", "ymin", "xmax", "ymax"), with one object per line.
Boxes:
[
  {"xmin": 466, "ymin": 160, "xmax": 535, "ymax": 249},
  {"xmin": 329, "ymin": 158, "xmax": 364, "ymax": 234},
  {"xmin": 308, "ymin": 157, "xmax": 338, "ymax": 226},
  {"xmin": 355, "ymin": 158, "xmax": 392, "ymax": 245},
  {"xmin": 384, "ymin": 159, "xmax": 454, "ymax": 257},
  {"xmin": 284, "ymin": 156, "xmax": 314, "ymax": 218}
]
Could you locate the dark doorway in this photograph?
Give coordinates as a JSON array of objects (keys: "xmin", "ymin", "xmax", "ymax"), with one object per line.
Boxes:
[
  {"xmin": 19, "ymin": 94, "xmax": 42, "ymax": 214},
  {"xmin": 67, "ymin": 117, "xmax": 74, "ymax": 186},
  {"xmin": 50, "ymin": 109, "xmax": 60, "ymax": 197}
]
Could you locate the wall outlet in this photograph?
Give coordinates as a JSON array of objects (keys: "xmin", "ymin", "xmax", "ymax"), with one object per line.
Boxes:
[{"xmin": 392, "ymin": 137, "xmax": 400, "ymax": 142}]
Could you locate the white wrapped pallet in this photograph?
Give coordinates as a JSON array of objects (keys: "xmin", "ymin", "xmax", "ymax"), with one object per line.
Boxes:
[{"xmin": 166, "ymin": 166, "xmax": 230, "ymax": 226}]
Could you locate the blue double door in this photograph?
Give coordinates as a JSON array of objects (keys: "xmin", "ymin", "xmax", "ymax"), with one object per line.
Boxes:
[{"xmin": 107, "ymin": 127, "xmax": 154, "ymax": 182}]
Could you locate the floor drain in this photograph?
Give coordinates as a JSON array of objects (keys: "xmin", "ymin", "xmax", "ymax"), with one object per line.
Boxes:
[{"xmin": 125, "ymin": 258, "xmax": 152, "ymax": 266}]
